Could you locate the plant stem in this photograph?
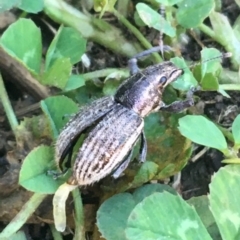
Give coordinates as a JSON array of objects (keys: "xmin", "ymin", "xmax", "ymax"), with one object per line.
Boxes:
[
  {"xmin": 49, "ymin": 224, "xmax": 64, "ymax": 240},
  {"xmin": 198, "ymin": 23, "xmax": 216, "ymax": 40},
  {"xmin": 220, "ymin": 84, "xmax": 240, "ymax": 91},
  {"xmin": 216, "ymin": 124, "xmax": 234, "ymax": 142},
  {"xmin": 116, "ymin": 0, "xmax": 130, "ymax": 17},
  {"xmin": 222, "ymin": 158, "xmax": 240, "ymax": 164},
  {"xmin": 44, "ymin": 0, "xmax": 142, "ymax": 57},
  {"xmin": 72, "ymin": 189, "xmax": 84, "ymax": 240},
  {"xmin": 112, "ymin": 8, "xmax": 162, "ymax": 63},
  {"xmin": 219, "ymin": 69, "xmax": 239, "ymax": 84},
  {"xmin": 0, "ymin": 72, "xmax": 18, "ymax": 134},
  {"xmin": 0, "ymin": 193, "xmax": 47, "ymax": 239}
]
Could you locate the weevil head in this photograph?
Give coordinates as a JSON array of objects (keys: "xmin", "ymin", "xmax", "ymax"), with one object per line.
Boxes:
[
  {"xmin": 115, "ymin": 61, "xmax": 183, "ymax": 117},
  {"xmin": 143, "ymin": 61, "xmax": 183, "ymax": 91}
]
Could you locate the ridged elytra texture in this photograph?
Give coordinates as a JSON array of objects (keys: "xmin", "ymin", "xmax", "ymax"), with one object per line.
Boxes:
[
  {"xmin": 56, "ymin": 61, "xmax": 183, "ymax": 186},
  {"xmin": 73, "ymin": 104, "xmax": 143, "ymax": 185},
  {"xmin": 56, "ymin": 96, "xmax": 116, "ymax": 164}
]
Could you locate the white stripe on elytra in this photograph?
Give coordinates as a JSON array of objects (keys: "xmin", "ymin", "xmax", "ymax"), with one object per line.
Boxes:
[
  {"xmin": 75, "ymin": 105, "xmax": 125, "ymax": 181},
  {"xmin": 80, "ymin": 106, "xmax": 126, "ymax": 180},
  {"xmin": 83, "ymin": 120, "xmax": 143, "ymax": 185},
  {"xmin": 56, "ymin": 96, "xmax": 114, "ymax": 160},
  {"xmin": 79, "ymin": 110, "xmax": 143, "ymax": 185}
]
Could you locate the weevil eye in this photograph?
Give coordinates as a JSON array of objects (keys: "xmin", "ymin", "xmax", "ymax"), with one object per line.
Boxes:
[{"xmin": 159, "ymin": 76, "xmax": 167, "ymax": 85}]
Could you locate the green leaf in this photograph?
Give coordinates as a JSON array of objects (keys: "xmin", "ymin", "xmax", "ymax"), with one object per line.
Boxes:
[
  {"xmin": 97, "ymin": 184, "xmax": 176, "ymax": 240},
  {"xmin": 201, "ymin": 48, "xmax": 222, "ymax": 78},
  {"xmin": 136, "ymin": 3, "xmax": 176, "ymax": 37},
  {"xmin": 0, "ymin": 18, "xmax": 42, "ymax": 74},
  {"xmin": 0, "ymin": 0, "xmax": 19, "ymax": 12},
  {"xmin": 209, "ymin": 165, "xmax": 240, "ymax": 240},
  {"xmin": 75, "ymin": 81, "xmax": 103, "ymax": 106},
  {"xmin": 103, "ymin": 79, "xmax": 119, "ymax": 96},
  {"xmin": 201, "ymin": 73, "xmax": 219, "ymax": 90},
  {"xmin": 134, "ymin": 11, "xmax": 146, "ymax": 27},
  {"xmin": 18, "ymin": 0, "xmax": 44, "ymax": 13},
  {"xmin": 188, "ymin": 196, "xmax": 214, "ymax": 228},
  {"xmin": 171, "ymin": 57, "xmax": 198, "ymax": 90},
  {"xmin": 209, "ymin": 11, "xmax": 240, "ymax": 69},
  {"xmin": 187, "ymin": 196, "xmax": 220, "ymax": 239},
  {"xmin": 155, "ymin": 0, "xmax": 182, "ymax": 6},
  {"xmin": 64, "ymin": 74, "xmax": 85, "ymax": 92},
  {"xmin": 218, "ymin": 88, "xmax": 231, "ymax": 98},
  {"xmin": 19, "ymin": 146, "xmax": 66, "ymax": 194},
  {"xmin": 232, "ymin": 114, "xmax": 240, "ymax": 145},
  {"xmin": 41, "ymin": 58, "xmax": 72, "ymax": 89},
  {"xmin": 41, "ymin": 96, "xmax": 78, "ymax": 139},
  {"xmin": 176, "ymin": 0, "xmax": 215, "ymax": 28},
  {"xmin": 192, "ymin": 64, "xmax": 202, "ymax": 82},
  {"xmin": 133, "ymin": 184, "xmax": 177, "ymax": 203},
  {"xmin": 178, "ymin": 115, "xmax": 228, "ymax": 151},
  {"xmin": 45, "ymin": 26, "xmax": 86, "ymax": 70},
  {"xmin": 132, "ymin": 161, "xmax": 159, "ymax": 187},
  {"xmin": 233, "ymin": 15, "xmax": 240, "ymax": 42},
  {"xmin": 144, "ymin": 112, "xmax": 192, "ymax": 180},
  {"xmin": 126, "ymin": 192, "xmax": 212, "ymax": 240},
  {"xmin": 97, "ymin": 193, "xmax": 135, "ymax": 240},
  {"xmin": 236, "ymin": 0, "xmax": 240, "ymax": 8}
]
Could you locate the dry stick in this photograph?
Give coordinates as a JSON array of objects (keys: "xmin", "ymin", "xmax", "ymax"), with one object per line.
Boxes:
[{"xmin": 0, "ymin": 47, "xmax": 49, "ymax": 100}]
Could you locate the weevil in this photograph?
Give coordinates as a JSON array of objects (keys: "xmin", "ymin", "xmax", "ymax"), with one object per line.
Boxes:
[{"xmin": 55, "ymin": 47, "xmax": 197, "ymax": 186}]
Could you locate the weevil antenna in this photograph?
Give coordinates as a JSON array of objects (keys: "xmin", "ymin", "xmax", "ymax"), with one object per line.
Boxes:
[
  {"xmin": 201, "ymin": 52, "xmax": 232, "ymax": 64},
  {"xmin": 180, "ymin": 52, "xmax": 232, "ymax": 71},
  {"xmin": 128, "ymin": 45, "xmax": 173, "ymax": 74}
]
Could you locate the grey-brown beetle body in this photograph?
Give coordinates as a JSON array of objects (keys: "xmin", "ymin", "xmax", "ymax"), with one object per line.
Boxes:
[{"xmin": 55, "ymin": 61, "xmax": 194, "ymax": 186}]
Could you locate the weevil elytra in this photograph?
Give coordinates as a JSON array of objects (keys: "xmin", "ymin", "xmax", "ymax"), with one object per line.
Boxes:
[{"xmin": 55, "ymin": 56, "xmax": 196, "ymax": 186}]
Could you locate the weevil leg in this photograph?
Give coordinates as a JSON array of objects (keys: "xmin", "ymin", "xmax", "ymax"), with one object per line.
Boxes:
[
  {"xmin": 160, "ymin": 87, "xmax": 200, "ymax": 113},
  {"xmin": 112, "ymin": 131, "xmax": 146, "ymax": 179},
  {"xmin": 47, "ymin": 168, "xmax": 68, "ymax": 179},
  {"xmin": 138, "ymin": 131, "xmax": 147, "ymax": 163},
  {"xmin": 128, "ymin": 45, "xmax": 173, "ymax": 75},
  {"xmin": 128, "ymin": 58, "xmax": 139, "ymax": 75},
  {"xmin": 112, "ymin": 150, "xmax": 133, "ymax": 179}
]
